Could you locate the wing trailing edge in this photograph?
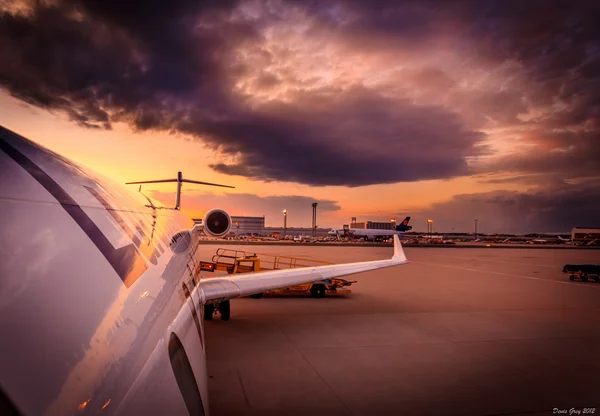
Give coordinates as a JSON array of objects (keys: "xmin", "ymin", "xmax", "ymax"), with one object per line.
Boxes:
[{"xmin": 200, "ymin": 235, "xmax": 408, "ymax": 303}]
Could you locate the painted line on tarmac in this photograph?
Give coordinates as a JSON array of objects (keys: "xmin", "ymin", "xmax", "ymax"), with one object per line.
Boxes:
[
  {"xmin": 419, "ymin": 254, "xmax": 557, "ymax": 269},
  {"xmin": 411, "ymin": 261, "xmax": 600, "ymax": 287}
]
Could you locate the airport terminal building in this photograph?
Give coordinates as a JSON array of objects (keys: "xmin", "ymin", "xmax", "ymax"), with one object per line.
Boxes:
[
  {"xmin": 227, "ymin": 217, "xmax": 332, "ymax": 237},
  {"xmin": 264, "ymin": 227, "xmax": 331, "ymax": 237},
  {"xmin": 230, "ymin": 216, "xmax": 265, "ymax": 235},
  {"xmin": 571, "ymin": 227, "xmax": 600, "ymax": 243}
]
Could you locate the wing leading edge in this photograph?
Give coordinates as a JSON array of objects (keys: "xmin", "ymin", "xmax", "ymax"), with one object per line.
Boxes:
[{"xmin": 200, "ymin": 235, "xmax": 408, "ymax": 303}]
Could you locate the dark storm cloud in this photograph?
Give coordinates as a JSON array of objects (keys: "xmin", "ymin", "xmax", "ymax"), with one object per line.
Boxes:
[
  {"xmin": 0, "ymin": 0, "xmax": 256, "ymax": 128},
  {"xmin": 417, "ymin": 180, "xmax": 600, "ymax": 234},
  {"xmin": 299, "ymin": 0, "xmax": 600, "ymax": 180},
  {"xmin": 0, "ymin": 0, "xmax": 487, "ymax": 186},
  {"xmin": 1, "ymin": 0, "xmax": 599, "ymax": 187},
  {"xmin": 476, "ymin": 174, "xmax": 568, "ymax": 187},
  {"xmin": 0, "ymin": 4, "xmax": 131, "ymax": 128},
  {"xmin": 327, "ymin": 0, "xmax": 600, "ymax": 60},
  {"xmin": 478, "ymin": 130, "xmax": 600, "ymax": 179},
  {"xmin": 203, "ymin": 86, "xmax": 486, "ymax": 186}
]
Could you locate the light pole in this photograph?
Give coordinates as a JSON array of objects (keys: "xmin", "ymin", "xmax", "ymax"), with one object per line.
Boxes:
[
  {"xmin": 474, "ymin": 219, "xmax": 478, "ymax": 239},
  {"xmin": 391, "ymin": 218, "xmax": 396, "ymax": 230},
  {"xmin": 312, "ymin": 202, "xmax": 318, "ymax": 237},
  {"xmin": 427, "ymin": 219, "xmax": 433, "ymax": 235},
  {"xmin": 283, "ymin": 209, "xmax": 287, "ymax": 239},
  {"xmin": 235, "ymin": 221, "xmax": 239, "ymax": 237}
]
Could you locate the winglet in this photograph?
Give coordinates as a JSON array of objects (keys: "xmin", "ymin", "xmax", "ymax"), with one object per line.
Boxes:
[{"xmin": 392, "ymin": 235, "xmax": 408, "ymax": 263}]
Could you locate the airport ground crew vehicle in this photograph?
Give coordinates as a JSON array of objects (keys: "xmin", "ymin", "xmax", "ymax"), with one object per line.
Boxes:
[
  {"xmin": 247, "ymin": 277, "xmax": 355, "ymax": 299},
  {"xmin": 563, "ymin": 264, "xmax": 600, "ymax": 282},
  {"xmin": 197, "ymin": 248, "xmax": 356, "ymax": 320}
]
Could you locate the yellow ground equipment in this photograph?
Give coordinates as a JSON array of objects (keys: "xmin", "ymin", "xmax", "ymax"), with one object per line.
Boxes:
[{"xmin": 197, "ymin": 248, "xmax": 356, "ymax": 299}]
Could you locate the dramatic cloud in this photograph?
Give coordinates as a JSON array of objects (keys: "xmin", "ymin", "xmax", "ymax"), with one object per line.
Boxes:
[
  {"xmin": 288, "ymin": 0, "xmax": 600, "ymax": 183},
  {"xmin": 0, "ymin": 0, "xmax": 255, "ymax": 127},
  {"xmin": 204, "ymin": 86, "xmax": 485, "ymax": 186},
  {"xmin": 0, "ymin": 0, "xmax": 599, "ymax": 198},
  {"xmin": 0, "ymin": 0, "xmax": 487, "ymax": 186},
  {"xmin": 416, "ymin": 179, "xmax": 600, "ymax": 234},
  {"xmin": 477, "ymin": 130, "xmax": 600, "ymax": 179},
  {"xmin": 148, "ymin": 191, "xmax": 340, "ymax": 227}
]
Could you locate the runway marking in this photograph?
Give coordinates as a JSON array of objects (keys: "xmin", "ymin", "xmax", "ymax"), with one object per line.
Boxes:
[
  {"xmin": 237, "ymin": 370, "xmax": 252, "ymax": 409},
  {"xmin": 411, "ymin": 261, "xmax": 600, "ymax": 288},
  {"xmin": 419, "ymin": 254, "xmax": 557, "ymax": 269}
]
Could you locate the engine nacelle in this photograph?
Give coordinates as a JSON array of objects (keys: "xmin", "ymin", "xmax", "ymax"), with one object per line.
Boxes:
[{"xmin": 202, "ymin": 208, "xmax": 231, "ymax": 237}]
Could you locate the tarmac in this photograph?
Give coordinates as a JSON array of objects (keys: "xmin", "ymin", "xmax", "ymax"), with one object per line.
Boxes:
[{"xmin": 200, "ymin": 245, "xmax": 600, "ymax": 416}]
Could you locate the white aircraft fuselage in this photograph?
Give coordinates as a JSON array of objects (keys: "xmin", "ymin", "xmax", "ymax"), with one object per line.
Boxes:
[
  {"xmin": 328, "ymin": 228, "xmax": 406, "ymax": 240},
  {"xmin": 0, "ymin": 126, "xmax": 408, "ymax": 415},
  {"xmin": 0, "ymin": 126, "xmax": 211, "ymax": 415}
]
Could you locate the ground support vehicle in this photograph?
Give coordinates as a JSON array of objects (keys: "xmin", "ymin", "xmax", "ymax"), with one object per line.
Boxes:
[
  {"xmin": 197, "ymin": 248, "xmax": 356, "ymax": 319},
  {"xmin": 563, "ymin": 264, "xmax": 600, "ymax": 282}
]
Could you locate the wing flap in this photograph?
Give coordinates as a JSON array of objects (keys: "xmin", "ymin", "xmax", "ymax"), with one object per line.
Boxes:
[{"xmin": 200, "ymin": 235, "xmax": 408, "ymax": 302}]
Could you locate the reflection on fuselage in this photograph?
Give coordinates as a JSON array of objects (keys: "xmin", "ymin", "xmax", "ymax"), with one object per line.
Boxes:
[{"xmin": 0, "ymin": 126, "xmax": 206, "ymax": 415}]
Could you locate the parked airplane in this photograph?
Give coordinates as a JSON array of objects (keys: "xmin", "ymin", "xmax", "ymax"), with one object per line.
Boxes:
[
  {"xmin": 529, "ymin": 238, "xmax": 550, "ymax": 244},
  {"xmin": 396, "ymin": 217, "xmax": 413, "ymax": 232},
  {"xmin": 0, "ymin": 125, "xmax": 409, "ymax": 416},
  {"xmin": 328, "ymin": 217, "xmax": 412, "ymax": 241},
  {"xmin": 529, "ymin": 236, "xmax": 571, "ymax": 244}
]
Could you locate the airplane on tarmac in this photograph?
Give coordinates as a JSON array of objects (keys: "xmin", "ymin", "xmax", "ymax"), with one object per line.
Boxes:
[
  {"xmin": 0, "ymin": 125, "xmax": 408, "ymax": 416},
  {"xmin": 528, "ymin": 236, "xmax": 571, "ymax": 244},
  {"xmin": 328, "ymin": 216, "xmax": 412, "ymax": 241}
]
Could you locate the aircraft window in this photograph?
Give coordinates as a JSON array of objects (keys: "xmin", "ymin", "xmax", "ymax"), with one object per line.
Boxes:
[{"xmin": 168, "ymin": 332, "xmax": 206, "ymax": 416}]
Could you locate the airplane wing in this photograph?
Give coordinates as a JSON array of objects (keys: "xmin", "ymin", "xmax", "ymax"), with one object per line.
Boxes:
[{"xmin": 200, "ymin": 235, "xmax": 408, "ymax": 302}]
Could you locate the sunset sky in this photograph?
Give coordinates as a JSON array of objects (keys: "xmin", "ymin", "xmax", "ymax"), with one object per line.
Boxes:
[{"xmin": 1, "ymin": 0, "xmax": 599, "ymax": 233}]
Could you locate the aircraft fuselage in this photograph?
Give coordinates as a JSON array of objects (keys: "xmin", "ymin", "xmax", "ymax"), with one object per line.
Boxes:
[{"xmin": 0, "ymin": 126, "xmax": 209, "ymax": 415}]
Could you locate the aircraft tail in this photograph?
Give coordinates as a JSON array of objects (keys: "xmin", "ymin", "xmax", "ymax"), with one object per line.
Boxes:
[{"xmin": 395, "ymin": 216, "xmax": 412, "ymax": 232}]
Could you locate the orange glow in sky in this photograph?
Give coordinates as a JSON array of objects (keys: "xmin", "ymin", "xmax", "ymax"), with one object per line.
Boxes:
[{"xmin": 1, "ymin": 1, "xmax": 598, "ymax": 233}]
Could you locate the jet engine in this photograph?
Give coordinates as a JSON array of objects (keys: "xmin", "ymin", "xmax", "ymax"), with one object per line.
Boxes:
[{"xmin": 202, "ymin": 208, "xmax": 232, "ymax": 237}]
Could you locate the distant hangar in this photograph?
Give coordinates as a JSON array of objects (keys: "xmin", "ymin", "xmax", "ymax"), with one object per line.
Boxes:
[
  {"xmin": 572, "ymin": 227, "xmax": 600, "ymax": 243},
  {"xmin": 230, "ymin": 216, "xmax": 265, "ymax": 235}
]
